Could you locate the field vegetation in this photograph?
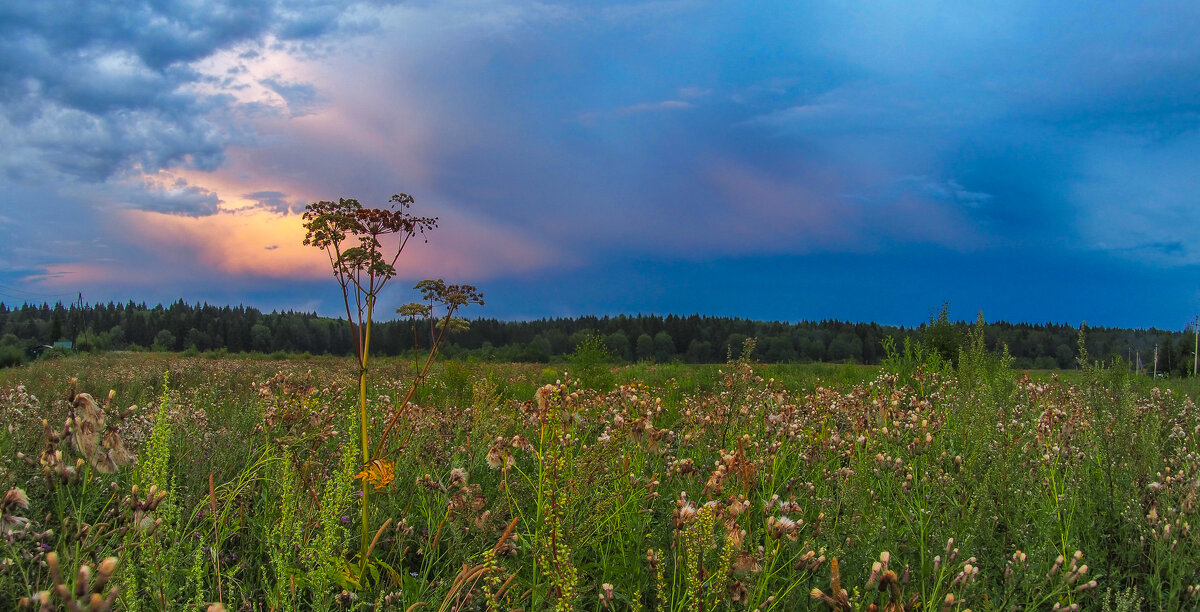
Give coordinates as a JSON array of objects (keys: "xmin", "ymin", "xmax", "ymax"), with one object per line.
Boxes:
[{"xmin": 0, "ymin": 321, "xmax": 1197, "ymax": 610}]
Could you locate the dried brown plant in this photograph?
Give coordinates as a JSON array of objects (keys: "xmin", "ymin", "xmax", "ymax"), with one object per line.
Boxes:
[{"xmin": 19, "ymin": 552, "xmax": 119, "ymax": 612}]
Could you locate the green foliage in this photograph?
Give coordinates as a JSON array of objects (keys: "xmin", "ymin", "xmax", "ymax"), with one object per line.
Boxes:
[
  {"xmin": 956, "ymin": 311, "xmax": 1014, "ymax": 390},
  {"xmin": 1101, "ymin": 587, "xmax": 1143, "ymax": 612},
  {"xmin": 266, "ymin": 448, "xmax": 303, "ymax": 610},
  {"xmin": 0, "ymin": 344, "xmax": 24, "ymax": 368},
  {"xmin": 635, "ymin": 333, "xmax": 655, "ymax": 362},
  {"xmin": 141, "ymin": 371, "xmax": 174, "ymax": 490},
  {"xmin": 313, "ymin": 438, "xmax": 359, "ymax": 599},
  {"xmin": 121, "ymin": 371, "xmax": 182, "ymax": 610},
  {"xmin": 151, "ymin": 329, "xmax": 176, "ymax": 352},
  {"xmin": 880, "ymin": 334, "xmax": 947, "ymax": 397},
  {"xmin": 923, "ymin": 301, "xmax": 962, "ymax": 365},
  {"xmin": 3, "ymin": 350, "xmax": 1200, "ymax": 609},
  {"xmin": 567, "ymin": 332, "xmax": 612, "ymax": 390}
]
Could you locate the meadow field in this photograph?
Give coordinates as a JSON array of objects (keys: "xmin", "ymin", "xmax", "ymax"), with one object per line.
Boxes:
[{"xmin": 0, "ymin": 332, "xmax": 1197, "ymax": 611}]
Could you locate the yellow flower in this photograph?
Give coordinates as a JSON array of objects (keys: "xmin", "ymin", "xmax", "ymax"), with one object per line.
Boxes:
[{"xmin": 356, "ymin": 459, "xmax": 396, "ymax": 490}]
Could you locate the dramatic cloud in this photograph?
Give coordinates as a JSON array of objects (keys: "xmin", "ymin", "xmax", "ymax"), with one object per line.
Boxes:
[
  {"xmin": 2, "ymin": 1, "xmax": 1200, "ymax": 326},
  {"xmin": 0, "ymin": 0, "xmax": 373, "ymax": 194}
]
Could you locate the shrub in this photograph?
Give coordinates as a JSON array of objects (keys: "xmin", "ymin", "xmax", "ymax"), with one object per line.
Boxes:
[{"xmin": 0, "ymin": 345, "xmax": 24, "ymax": 368}]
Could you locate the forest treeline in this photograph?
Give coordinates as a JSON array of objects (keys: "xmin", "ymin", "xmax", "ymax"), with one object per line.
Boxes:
[{"xmin": 0, "ymin": 300, "xmax": 1195, "ymax": 373}]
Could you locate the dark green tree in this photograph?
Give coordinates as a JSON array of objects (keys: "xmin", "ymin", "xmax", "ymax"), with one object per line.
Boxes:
[
  {"xmin": 152, "ymin": 329, "xmax": 176, "ymax": 352},
  {"xmin": 653, "ymin": 331, "xmax": 675, "ymax": 362},
  {"xmin": 635, "ymin": 333, "xmax": 655, "ymax": 361},
  {"xmin": 923, "ymin": 302, "xmax": 961, "ymax": 364}
]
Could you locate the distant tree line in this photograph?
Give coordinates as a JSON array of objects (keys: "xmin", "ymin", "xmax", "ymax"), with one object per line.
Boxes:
[{"xmin": 0, "ymin": 300, "xmax": 1195, "ymax": 374}]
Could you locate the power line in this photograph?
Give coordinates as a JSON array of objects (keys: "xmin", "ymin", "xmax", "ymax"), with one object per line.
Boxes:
[{"xmin": 0, "ymin": 283, "xmax": 77, "ymax": 301}]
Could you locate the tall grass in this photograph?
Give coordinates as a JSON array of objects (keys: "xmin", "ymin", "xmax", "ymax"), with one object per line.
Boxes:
[{"xmin": 0, "ymin": 326, "xmax": 1196, "ymax": 609}]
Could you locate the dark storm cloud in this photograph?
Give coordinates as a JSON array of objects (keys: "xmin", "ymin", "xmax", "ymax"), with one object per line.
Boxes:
[
  {"xmin": 243, "ymin": 190, "xmax": 304, "ymax": 214},
  {"xmin": 119, "ymin": 179, "xmax": 222, "ymax": 216},
  {"xmin": 0, "ymin": 0, "xmax": 375, "ymax": 212}
]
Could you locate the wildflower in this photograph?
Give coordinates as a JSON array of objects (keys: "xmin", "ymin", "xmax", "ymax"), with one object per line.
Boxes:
[
  {"xmin": 355, "ymin": 458, "xmax": 396, "ymax": 490},
  {"xmin": 511, "ymin": 434, "xmax": 534, "ymax": 453},
  {"xmin": 599, "ymin": 583, "xmax": 615, "ymax": 608},
  {"xmin": 395, "ymin": 518, "xmax": 414, "ymax": 536},
  {"xmin": 536, "ymin": 385, "xmax": 555, "ymax": 413},
  {"xmin": 336, "ymin": 589, "xmax": 358, "ymax": 606},
  {"xmin": 673, "ymin": 500, "xmax": 697, "ymax": 529},
  {"xmin": 766, "ymin": 515, "xmax": 799, "ymax": 541},
  {"xmin": 486, "ymin": 437, "xmax": 514, "ymax": 470}
]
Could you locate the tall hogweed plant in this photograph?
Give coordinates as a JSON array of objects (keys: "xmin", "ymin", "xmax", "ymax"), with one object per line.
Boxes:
[{"xmin": 301, "ymin": 194, "xmax": 483, "ymax": 574}]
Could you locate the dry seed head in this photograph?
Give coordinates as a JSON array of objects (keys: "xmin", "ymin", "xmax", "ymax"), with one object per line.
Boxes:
[
  {"xmin": 599, "ymin": 583, "xmax": 615, "ymax": 606},
  {"xmin": 941, "ymin": 593, "xmax": 955, "ymax": 612},
  {"xmin": 1047, "ymin": 554, "xmax": 1065, "ymax": 579},
  {"xmin": 726, "ymin": 526, "xmax": 746, "ymax": 549},
  {"xmin": 733, "ymin": 552, "xmax": 762, "ymax": 575},
  {"xmin": 729, "ymin": 581, "xmax": 748, "ymax": 603},
  {"xmin": 766, "ymin": 515, "xmax": 799, "ymax": 541},
  {"xmin": 646, "ymin": 548, "xmax": 659, "ymax": 568},
  {"xmin": 2, "ymin": 487, "xmax": 28, "ymax": 511},
  {"xmin": 75, "ymin": 565, "xmax": 90, "ymax": 599}
]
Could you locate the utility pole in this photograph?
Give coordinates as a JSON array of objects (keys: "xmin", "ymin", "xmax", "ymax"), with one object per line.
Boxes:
[
  {"xmin": 1194, "ymin": 315, "xmax": 1198, "ymax": 377},
  {"xmin": 1154, "ymin": 343, "xmax": 1158, "ymax": 378}
]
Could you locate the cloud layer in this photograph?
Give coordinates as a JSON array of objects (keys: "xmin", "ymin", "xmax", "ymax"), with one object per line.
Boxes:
[{"xmin": 2, "ymin": 1, "xmax": 1200, "ymax": 326}]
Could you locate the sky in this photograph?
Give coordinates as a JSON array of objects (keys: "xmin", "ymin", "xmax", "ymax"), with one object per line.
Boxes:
[{"xmin": 1, "ymin": 1, "xmax": 1199, "ymax": 329}]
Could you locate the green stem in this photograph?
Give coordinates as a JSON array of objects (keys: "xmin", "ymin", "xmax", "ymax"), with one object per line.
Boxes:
[
  {"xmin": 359, "ymin": 295, "xmax": 375, "ymax": 566},
  {"xmin": 372, "ymin": 308, "xmax": 456, "ymax": 460}
]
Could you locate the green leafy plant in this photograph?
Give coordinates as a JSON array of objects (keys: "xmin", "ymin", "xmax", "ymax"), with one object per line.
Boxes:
[{"xmin": 567, "ymin": 332, "xmax": 613, "ymax": 390}]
